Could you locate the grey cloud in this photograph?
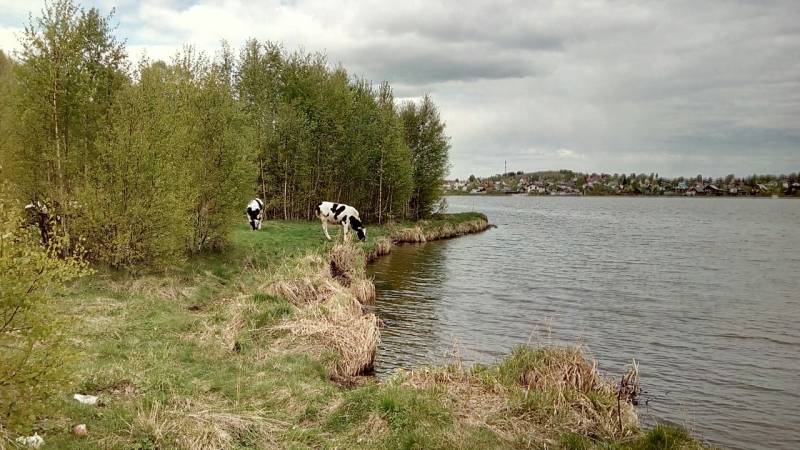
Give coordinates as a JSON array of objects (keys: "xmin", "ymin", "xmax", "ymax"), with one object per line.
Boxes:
[
  {"xmin": 7, "ymin": 0, "xmax": 798, "ymax": 178},
  {"xmin": 342, "ymin": 41, "xmax": 546, "ymax": 84}
]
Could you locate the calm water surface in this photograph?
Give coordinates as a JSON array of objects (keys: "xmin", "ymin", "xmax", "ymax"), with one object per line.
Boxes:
[{"xmin": 367, "ymin": 196, "xmax": 800, "ymax": 450}]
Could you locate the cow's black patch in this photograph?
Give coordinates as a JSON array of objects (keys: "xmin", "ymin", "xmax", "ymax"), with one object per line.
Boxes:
[
  {"xmin": 349, "ymin": 216, "xmax": 362, "ymax": 231},
  {"xmin": 356, "ymin": 229, "xmax": 366, "ymax": 241},
  {"xmin": 332, "ymin": 203, "xmax": 346, "ymax": 219},
  {"xmin": 247, "ymin": 206, "xmax": 261, "ymax": 230},
  {"xmin": 340, "ymin": 215, "xmax": 348, "ymax": 224}
]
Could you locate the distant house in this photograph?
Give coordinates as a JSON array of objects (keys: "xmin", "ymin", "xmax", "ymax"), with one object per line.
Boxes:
[
  {"xmin": 704, "ymin": 184, "xmax": 725, "ymax": 196},
  {"xmin": 752, "ymin": 184, "xmax": 769, "ymax": 195},
  {"xmin": 785, "ymin": 182, "xmax": 800, "ymax": 196},
  {"xmin": 686, "ymin": 184, "xmax": 705, "ymax": 196},
  {"xmin": 526, "ymin": 184, "xmax": 546, "ymax": 194}
]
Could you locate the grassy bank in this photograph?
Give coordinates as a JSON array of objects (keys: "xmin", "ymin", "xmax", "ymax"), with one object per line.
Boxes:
[{"xmin": 4, "ymin": 213, "xmax": 702, "ymax": 449}]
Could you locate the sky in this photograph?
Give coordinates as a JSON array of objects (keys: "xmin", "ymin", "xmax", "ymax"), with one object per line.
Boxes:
[{"xmin": 1, "ymin": 0, "xmax": 799, "ymax": 179}]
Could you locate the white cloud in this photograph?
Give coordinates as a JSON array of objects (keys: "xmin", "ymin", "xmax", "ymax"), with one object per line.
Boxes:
[{"xmin": 0, "ymin": 26, "xmax": 22, "ymax": 54}]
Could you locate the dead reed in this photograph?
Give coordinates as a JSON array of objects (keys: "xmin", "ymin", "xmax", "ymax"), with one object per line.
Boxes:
[
  {"xmin": 397, "ymin": 345, "xmax": 639, "ymax": 445},
  {"xmin": 390, "ymin": 214, "xmax": 490, "ymax": 244},
  {"xmin": 276, "ymin": 293, "xmax": 379, "ymax": 378},
  {"xmin": 329, "ymin": 243, "xmax": 363, "ymax": 286},
  {"xmin": 366, "ymin": 237, "xmax": 392, "ymax": 261},
  {"xmin": 264, "ymin": 243, "xmax": 379, "ymax": 378},
  {"xmin": 349, "ymin": 278, "xmax": 376, "ymax": 304}
]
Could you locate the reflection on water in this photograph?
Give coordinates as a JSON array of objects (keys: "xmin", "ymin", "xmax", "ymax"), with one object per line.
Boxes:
[
  {"xmin": 367, "ymin": 196, "xmax": 800, "ymax": 450},
  {"xmin": 367, "ymin": 242, "xmax": 452, "ymax": 368}
]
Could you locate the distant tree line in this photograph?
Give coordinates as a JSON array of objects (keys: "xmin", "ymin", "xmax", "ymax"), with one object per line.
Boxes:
[{"xmin": 0, "ymin": 0, "xmax": 450, "ymax": 268}]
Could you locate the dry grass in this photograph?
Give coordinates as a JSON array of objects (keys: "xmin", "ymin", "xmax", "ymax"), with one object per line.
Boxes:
[
  {"xmin": 127, "ymin": 396, "xmax": 288, "ymax": 450},
  {"xmin": 277, "ymin": 293, "xmax": 379, "ymax": 378},
  {"xmin": 264, "ymin": 253, "xmax": 338, "ymax": 306},
  {"xmin": 262, "ymin": 242, "xmax": 379, "ymax": 378},
  {"xmin": 396, "ymin": 345, "xmax": 639, "ymax": 445},
  {"xmin": 263, "ymin": 216, "xmax": 490, "ymax": 380},
  {"xmin": 106, "ymin": 274, "xmax": 187, "ymax": 301},
  {"xmin": 390, "ymin": 215, "xmax": 490, "ymax": 244},
  {"xmin": 349, "ymin": 278, "xmax": 376, "ymax": 304},
  {"xmin": 193, "ymin": 294, "xmax": 256, "ymax": 353},
  {"xmin": 329, "ymin": 243, "xmax": 363, "ymax": 286},
  {"xmin": 366, "ymin": 237, "xmax": 392, "ymax": 262},
  {"xmin": 391, "ymin": 225, "xmax": 427, "ymax": 243}
]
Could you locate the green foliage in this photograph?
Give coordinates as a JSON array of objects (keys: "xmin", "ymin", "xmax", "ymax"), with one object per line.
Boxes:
[
  {"xmin": 73, "ymin": 61, "xmax": 188, "ymax": 268},
  {"xmin": 0, "ymin": 186, "xmax": 89, "ymax": 428},
  {"xmin": 177, "ymin": 49, "xmax": 253, "ymax": 252},
  {"xmin": 622, "ymin": 425, "xmax": 704, "ymax": 450},
  {"xmin": 8, "ymin": 0, "xmax": 127, "ymax": 203},
  {"xmin": 3, "ymin": 7, "xmax": 451, "ymax": 267},
  {"xmin": 401, "ymin": 95, "xmax": 451, "ymax": 219},
  {"xmin": 236, "ymin": 41, "xmax": 424, "ymax": 222}
]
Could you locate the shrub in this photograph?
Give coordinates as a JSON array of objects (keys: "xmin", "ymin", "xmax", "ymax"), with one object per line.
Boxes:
[{"xmin": 0, "ymin": 188, "xmax": 90, "ymax": 428}]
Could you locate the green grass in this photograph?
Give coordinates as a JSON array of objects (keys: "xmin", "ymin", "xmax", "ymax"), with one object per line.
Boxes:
[{"xmin": 6, "ymin": 215, "xmax": 704, "ymax": 449}]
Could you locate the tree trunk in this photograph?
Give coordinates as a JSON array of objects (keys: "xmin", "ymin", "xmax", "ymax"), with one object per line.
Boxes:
[
  {"xmin": 259, "ymin": 155, "xmax": 267, "ymax": 204},
  {"xmin": 377, "ymin": 148, "xmax": 384, "ymax": 224}
]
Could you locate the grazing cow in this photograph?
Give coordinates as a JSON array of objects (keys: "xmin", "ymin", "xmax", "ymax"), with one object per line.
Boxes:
[
  {"xmin": 315, "ymin": 201, "xmax": 366, "ymax": 242},
  {"xmin": 245, "ymin": 198, "xmax": 264, "ymax": 230}
]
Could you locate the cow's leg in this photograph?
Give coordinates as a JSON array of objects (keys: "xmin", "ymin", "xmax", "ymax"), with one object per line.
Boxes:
[
  {"xmin": 321, "ymin": 219, "xmax": 332, "ymax": 241},
  {"xmin": 341, "ymin": 223, "xmax": 350, "ymax": 242}
]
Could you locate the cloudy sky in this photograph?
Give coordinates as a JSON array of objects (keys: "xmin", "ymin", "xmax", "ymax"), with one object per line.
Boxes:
[{"xmin": 2, "ymin": 0, "xmax": 798, "ymax": 178}]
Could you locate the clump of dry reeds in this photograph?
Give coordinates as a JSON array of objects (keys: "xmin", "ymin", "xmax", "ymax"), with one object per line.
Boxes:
[
  {"xmin": 506, "ymin": 346, "xmax": 638, "ymax": 440},
  {"xmin": 391, "ymin": 225, "xmax": 427, "ymax": 243},
  {"xmin": 366, "ymin": 237, "xmax": 392, "ymax": 261},
  {"xmin": 261, "ymin": 242, "xmax": 379, "ymax": 378},
  {"xmin": 390, "ymin": 215, "xmax": 490, "ymax": 244},
  {"xmin": 349, "ymin": 278, "xmax": 376, "ymax": 304},
  {"xmin": 329, "ymin": 243, "xmax": 363, "ymax": 286},
  {"xmin": 396, "ymin": 345, "xmax": 639, "ymax": 444},
  {"xmin": 276, "ymin": 293, "xmax": 379, "ymax": 378}
]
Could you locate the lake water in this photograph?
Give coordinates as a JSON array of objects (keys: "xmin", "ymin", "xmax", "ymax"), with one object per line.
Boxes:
[{"xmin": 367, "ymin": 196, "xmax": 800, "ymax": 450}]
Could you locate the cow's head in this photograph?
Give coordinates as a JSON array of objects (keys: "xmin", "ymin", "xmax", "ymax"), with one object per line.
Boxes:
[{"xmin": 350, "ymin": 217, "xmax": 366, "ymax": 241}]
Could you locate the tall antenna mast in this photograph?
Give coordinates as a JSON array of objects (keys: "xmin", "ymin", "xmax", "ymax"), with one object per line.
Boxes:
[{"xmin": 504, "ymin": 160, "xmax": 507, "ymax": 175}]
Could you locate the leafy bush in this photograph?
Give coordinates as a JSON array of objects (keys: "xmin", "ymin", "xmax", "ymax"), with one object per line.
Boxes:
[{"xmin": 0, "ymin": 187, "xmax": 90, "ymax": 428}]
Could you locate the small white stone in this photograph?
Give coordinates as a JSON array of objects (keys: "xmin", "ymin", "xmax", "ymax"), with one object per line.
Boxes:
[
  {"xmin": 73, "ymin": 393, "xmax": 99, "ymax": 405},
  {"xmin": 15, "ymin": 433, "xmax": 44, "ymax": 448}
]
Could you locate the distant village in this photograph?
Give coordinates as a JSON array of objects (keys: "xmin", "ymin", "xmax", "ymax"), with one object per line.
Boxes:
[{"xmin": 444, "ymin": 170, "xmax": 800, "ymax": 197}]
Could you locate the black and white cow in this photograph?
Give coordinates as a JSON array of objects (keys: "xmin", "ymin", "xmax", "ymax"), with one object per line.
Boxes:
[
  {"xmin": 245, "ymin": 198, "xmax": 264, "ymax": 230},
  {"xmin": 315, "ymin": 201, "xmax": 366, "ymax": 242}
]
